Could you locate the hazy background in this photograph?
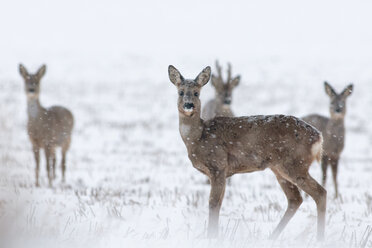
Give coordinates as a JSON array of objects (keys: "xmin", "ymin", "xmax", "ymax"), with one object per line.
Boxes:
[
  {"xmin": 1, "ymin": 0, "xmax": 372, "ymax": 78},
  {"xmin": 0, "ymin": 1, "xmax": 371, "ymax": 247}
]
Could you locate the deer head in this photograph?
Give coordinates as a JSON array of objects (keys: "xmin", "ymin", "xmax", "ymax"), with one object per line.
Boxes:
[
  {"xmin": 211, "ymin": 61, "xmax": 240, "ymax": 105},
  {"xmin": 324, "ymin": 81, "xmax": 353, "ymax": 119},
  {"xmin": 168, "ymin": 65, "xmax": 211, "ymax": 117},
  {"xmin": 19, "ymin": 64, "xmax": 46, "ymax": 99}
]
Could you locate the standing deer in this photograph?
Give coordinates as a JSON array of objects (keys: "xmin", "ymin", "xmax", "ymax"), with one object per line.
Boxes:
[
  {"xmin": 202, "ymin": 61, "xmax": 240, "ymax": 121},
  {"xmin": 303, "ymin": 82, "xmax": 353, "ymax": 198},
  {"xmin": 19, "ymin": 64, "xmax": 74, "ymax": 187},
  {"xmin": 168, "ymin": 65, "xmax": 326, "ymax": 240}
]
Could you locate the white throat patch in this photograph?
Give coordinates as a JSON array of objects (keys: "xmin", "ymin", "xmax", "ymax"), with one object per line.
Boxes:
[
  {"xmin": 27, "ymin": 100, "xmax": 39, "ymax": 118},
  {"xmin": 180, "ymin": 123, "xmax": 191, "ymax": 138}
]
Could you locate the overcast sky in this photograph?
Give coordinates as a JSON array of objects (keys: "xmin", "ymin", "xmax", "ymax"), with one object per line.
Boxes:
[{"xmin": 1, "ymin": 0, "xmax": 371, "ymax": 79}]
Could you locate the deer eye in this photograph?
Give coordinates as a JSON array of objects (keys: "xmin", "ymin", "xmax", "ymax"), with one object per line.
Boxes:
[
  {"xmin": 194, "ymin": 92, "xmax": 199, "ymax": 97},
  {"xmin": 179, "ymin": 91, "xmax": 184, "ymax": 96}
]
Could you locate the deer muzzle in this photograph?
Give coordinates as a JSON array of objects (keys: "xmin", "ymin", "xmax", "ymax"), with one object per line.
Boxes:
[
  {"xmin": 183, "ymin": 103, "xmax": 195, "ymax": 111},
  {"xmin": 224, "ymin": 98, "xmax": 231, "ymax": 105}
]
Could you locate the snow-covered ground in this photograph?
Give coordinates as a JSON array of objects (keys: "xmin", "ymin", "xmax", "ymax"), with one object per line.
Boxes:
[{"xmin": 0, "ymin": 1, "xmax": 371, "ymax": 247}]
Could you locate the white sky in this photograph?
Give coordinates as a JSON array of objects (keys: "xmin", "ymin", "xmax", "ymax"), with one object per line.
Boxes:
[{"xmin": 0, "ymin": 0, "xmax": 371, "ymax": 78}]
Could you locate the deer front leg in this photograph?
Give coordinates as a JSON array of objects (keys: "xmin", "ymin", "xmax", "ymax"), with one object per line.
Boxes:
[
  {"xmin": 330, "ymin": 159, "xmax": 339, "ymax": 198},
  {"xmin": 61, "ymin": 140, "xmax": 71, "ymax": 183},
  {"xmin": 44, "ymin": 147, "xmax": 52, "ymax": 187},
  {"xmin": 207, "ymin": 170, "xmax": 226, "ymax": 238},
  {"xmin": 33, "ymin": 146, "xmax": 40, "ymax": 187}
]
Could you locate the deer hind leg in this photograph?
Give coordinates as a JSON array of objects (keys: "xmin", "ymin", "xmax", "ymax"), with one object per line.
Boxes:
[
  {"xmin": 330, "ymin": 159, "xmax": 339, "ymax": 198},
  {"xmin": 295, "ymin": 173, "xmax": 327, "ymax": 241},
  {"xmin": 33, "ymin": 146, "xmax": 40, "ymax": 187},
  {"xmin": 270, "ymin": 171, "xmax": 303, "ymax": 240},
  {"xmin": 207, "ymin": 170, "xmax": 226, "ymax": 238},
  {"xmin": 61, "ymin": 140, "xmax": 71, "ymax": 183},
  {"xmin": 321, "ymin": 156, "xmax": 329, "ymax": 186}
]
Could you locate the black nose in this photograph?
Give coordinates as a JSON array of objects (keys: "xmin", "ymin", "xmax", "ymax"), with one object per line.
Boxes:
[
  {"xmin": 183, "ymin": 103, "xmax": 194, "ymax": 109},
  {"xmin": 335, "ymin": 108, "xmax": 342, "ymax": 113},
  {"xmin": 224, "ymin": 100, "xmax": 231, "ymax": 105},
  {"xmin": 29, "ymin": 89, "xmax": 35, "ymax": 93}
]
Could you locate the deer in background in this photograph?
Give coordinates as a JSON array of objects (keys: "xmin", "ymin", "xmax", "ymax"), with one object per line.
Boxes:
[
  {"xmin": 202, "ymin": 60, "xmax": 240, "ymax": 121},
  {"xmin": 19, "ymin": 64, "xmax": 74, "ymax": 187},
  {"xmin": 168, "ymin": 65, "xmax": 326, "ymax": 240},
  {"xmin": 303, "ymin": 82, "xmax": 353, "ymax": 198}
]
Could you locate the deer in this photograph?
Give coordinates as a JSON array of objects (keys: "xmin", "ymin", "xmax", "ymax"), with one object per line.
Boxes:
[
  {"xmin": 202, "ymin": 60, "xmax": 240, "ymax": 121},
  {"xmin": 202, "ymin": 61, "xmax": 240, "ymax": 185},
  {"xmin": 168, "ymin": 65, "xmax": 327, "ymax": 240},
  {"xmin": 19, "ymin": 64, "xmax": 74, "ymax": 187},
  {"xmin": 302, "ymin": 82, "xmax": 353, "ymax": 199}
]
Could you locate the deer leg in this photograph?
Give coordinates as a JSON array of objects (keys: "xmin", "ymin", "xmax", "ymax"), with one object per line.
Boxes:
[
  {"xmin": 33, "ymin": 146, "xmax": 40, "ymax": 187},
  {"xmin": 207, "ymin": 171, "xmax": 226, "ymax": 238},
  {"xmin": 321, "ymin": 155, "xmax": 328, "ymax": 187},
  {"xmin": 330, "ymin": 159, "xmax": 339, "ymax": 198},
  {"xmin": 51, "ymin": 149, "xmax": 56, "ymax": 180},
  {"xmin": 44, "ymin": 147, "xmax": 52, "ymax": 187},
  {"xmin": 227, "ymin": 177, "xmax": 232, "ymax": 186},
  {"xmin": 61, "ymin": 149, "xmax": 67, "ymax": 183},
  {"xmin": 61, "ymin": 141, "xmax": 70, "ymax": 183},
  {"xmin": 296, "ymin": 173, "xmax": 327, "ymax": 241},
  {"xmin": 206, "ymin": 177, "xmax": 231, "ymax": 186},
  {"xmin": 270, "ymin": 172, "xmax": 303, "ymax": 240}
]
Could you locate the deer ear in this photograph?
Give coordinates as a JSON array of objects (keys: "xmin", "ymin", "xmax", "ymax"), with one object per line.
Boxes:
[
  {"xmin": 324, "ymin": 81, "xmax": 336, "ymax": 98},
  {"xmin": 230, "ymin": 75, "xmax": 240, "ymax": 88},
  {"xmin": 36, "ymin": 64, "xmax": 46, "ymax": 79},
  {"xmin": 195, "ymin": 66, "xmax": 211, "ymax": 87},
  {"xmin": 19, "ymin": 64, "xmax": 29, "ymax": 79},
  {"xmin": 168, "ymin": 65, "xmax": 184, "ymax": 86},
  {"xmin": 341, "ymin": 84, "xmax": 353, "ymax": 98}
]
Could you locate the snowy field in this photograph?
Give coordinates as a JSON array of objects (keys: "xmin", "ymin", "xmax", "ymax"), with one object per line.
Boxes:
[{"xmin": 1, "ymin": 0, "xmax": 372, "ymax": 247}]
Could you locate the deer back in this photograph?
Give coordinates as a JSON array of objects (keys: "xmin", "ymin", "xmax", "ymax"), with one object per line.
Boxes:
[
  {"xmin": 188, "ymin": 115, "xmax": 322, "ymax": 177},
  {"xmin": 28, "ymin": 105, "xmax": 74, "ymax": 147}
]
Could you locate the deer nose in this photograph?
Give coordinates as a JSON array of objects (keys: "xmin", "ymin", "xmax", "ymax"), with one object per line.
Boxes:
[
  {"xmin": 224, "ymin": 96, "xmax": 232, "ymax": 104},
  {"xmin": 335, "ymin": 108, "xmax": 342, "ymax": 113},
  {"xmin": 29, "ymin": 89, "xmax": 35, "ymax": 93},
  {"xmin": 183, "ymin": 103, "xmax": 195, "ymax": 109}
]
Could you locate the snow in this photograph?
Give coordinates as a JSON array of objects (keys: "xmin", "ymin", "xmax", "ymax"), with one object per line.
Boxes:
[{"xmin": 1, "ymin": 0, "xmax": 372, "ymax": 247}]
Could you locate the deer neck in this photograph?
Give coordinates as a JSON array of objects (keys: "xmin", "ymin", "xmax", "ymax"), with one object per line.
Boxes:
[
  {"xmin": 328, "ymin": 116, "xmax": 345, "ymax": 136},
  {"xmin": 329, "ymin": 114, "xmax": 344, "ymax": 126},
  {"xmin": 215, "ymin": 95, "xmax": 224, "ymax": 106},
  {"xmin": 179, "ymin": 111, "xmax": 203, "ymax": 146},
  {"xmin": 27, "ymin": 97, "xmax": 43, "ymax": 119},
  {"xmin": 215, "ymin": 95, "xmax": 230, "ymax": 109}
]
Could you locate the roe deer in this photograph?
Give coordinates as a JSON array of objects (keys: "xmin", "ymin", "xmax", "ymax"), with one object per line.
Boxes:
[
  {"xmin": 168, "ymin": 65, "xmax": 326, "ymax": 240},
  {"xmin": 303, "ymin": 82, "xmax": 353, "ymax": 198},
  {"xmin": 202, "ymin": 60, "xmax": 240, "ymax": 121},
  {"xmin": 19, "ymin": 64, "xmax": 74, "ymax": 187}
]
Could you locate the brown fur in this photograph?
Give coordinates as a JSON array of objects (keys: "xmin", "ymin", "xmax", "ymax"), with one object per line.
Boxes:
[
  {"xmin": 19, "ymin": 64, "xmax": 74, "ymax": 187},
  {"xmin": 303, "ymin": 81, "xmax": 353, "ymax": 198},
  {"xmin": 169, "ymin": 65, "xmax": 326, "ymax": 240}
]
